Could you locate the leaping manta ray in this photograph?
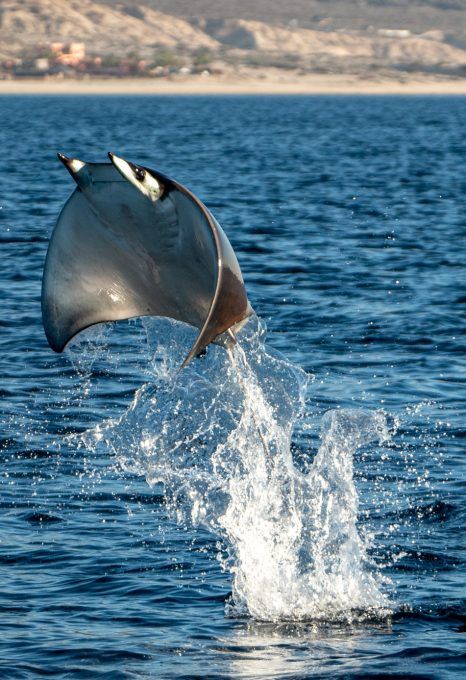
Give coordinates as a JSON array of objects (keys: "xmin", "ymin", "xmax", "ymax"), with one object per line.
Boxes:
[{"xmin": 41, "ymin": 153, "xmax": 253, "ymax": 368}]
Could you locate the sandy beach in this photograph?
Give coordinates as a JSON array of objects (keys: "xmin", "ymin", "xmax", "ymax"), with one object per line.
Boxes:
[{"xmin": 2, "ymin": 73, "xmax": 466, "ymax": 95}]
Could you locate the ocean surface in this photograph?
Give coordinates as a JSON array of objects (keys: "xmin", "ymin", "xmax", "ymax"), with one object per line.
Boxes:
[{"xmin": 0, "ymin": 95, "xmax": 464, "ymax": 679}]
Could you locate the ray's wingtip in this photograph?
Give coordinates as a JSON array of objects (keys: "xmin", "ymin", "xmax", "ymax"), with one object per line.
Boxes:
[{"xmin": 57, "ymin": 152, "xmax": 69, "ymax": 164}]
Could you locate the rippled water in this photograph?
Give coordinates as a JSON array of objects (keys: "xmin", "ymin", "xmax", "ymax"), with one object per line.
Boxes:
[{"xmin": 0, "ymin": 95, "xmax": 464, "ymax": 678}]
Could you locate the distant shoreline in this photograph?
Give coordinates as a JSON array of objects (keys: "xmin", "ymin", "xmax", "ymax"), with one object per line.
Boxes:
[{"xmin": 2, "ymin": 74, "xmax": 466, "ymax": 95}]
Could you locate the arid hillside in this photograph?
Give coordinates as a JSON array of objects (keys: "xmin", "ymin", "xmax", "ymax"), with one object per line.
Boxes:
[
  {"xmin": 1, "ymin": 0, "xmax": 466, "ymax": 77},
  {"xmin": 0, "ymin": 0, "xmax": 218, "ymax": 59},
  {"xmin": 131, "ymin": 0, "xmax": 466, "ymax": 36},
  {"xmin": 204, "ymin": 18, "xmax": 466, "ymax": 70}
]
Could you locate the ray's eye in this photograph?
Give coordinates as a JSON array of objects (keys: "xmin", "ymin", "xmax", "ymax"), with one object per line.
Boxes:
[{"xmin": 134, "ymin": 167, "xmax": 146, "ymax": 182}]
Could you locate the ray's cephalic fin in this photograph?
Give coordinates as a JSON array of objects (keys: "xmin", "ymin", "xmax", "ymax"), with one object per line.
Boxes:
[{"xmin": 41, "ymin": 153, "xmax": 253, "ymax": 368}]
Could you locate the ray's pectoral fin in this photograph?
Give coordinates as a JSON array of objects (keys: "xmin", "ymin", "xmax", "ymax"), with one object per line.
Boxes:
[
  {"xmin": 107, "ymin": 154, "xmax": 253, "ymax": 364},
  {"xmin": 41, "ymin": 153, "xmax": 253, "ymax": 368}
]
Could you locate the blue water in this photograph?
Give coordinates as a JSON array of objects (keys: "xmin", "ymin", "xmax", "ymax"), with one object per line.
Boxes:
[{"xmin": 0, "ymin": 95, "xmax": 464, "ymax": 678}]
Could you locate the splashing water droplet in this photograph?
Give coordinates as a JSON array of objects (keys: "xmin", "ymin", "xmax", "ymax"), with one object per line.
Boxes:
[{"xmin": 73, "ymin": 315, "xmax": 394, "ymax": 622}]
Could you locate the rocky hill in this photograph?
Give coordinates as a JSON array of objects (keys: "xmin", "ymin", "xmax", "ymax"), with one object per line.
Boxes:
[
  {"xmin": 0, "ymin": 0, "xmax": 218, "ymax": 59},
  {"xmin": 135, "ymin": 0, "xmax": 466, "ymax": 36},
  {"xmin": 205, "ymin": 18, "xmax": 466, "ymax": 69},
  {"xmin": 1, "ymin": 0, "xmax": 466, "ymax": 76}
]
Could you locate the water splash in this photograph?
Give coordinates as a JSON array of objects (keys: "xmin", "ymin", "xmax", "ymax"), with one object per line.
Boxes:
[{"xmin": 74, "ymin": 316, "xmax": 393, "ymax": 622}]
